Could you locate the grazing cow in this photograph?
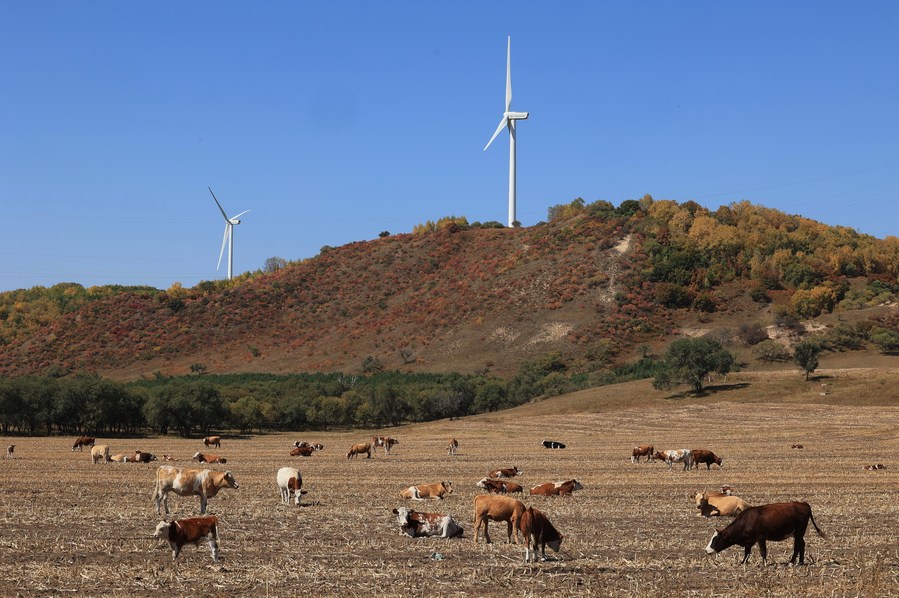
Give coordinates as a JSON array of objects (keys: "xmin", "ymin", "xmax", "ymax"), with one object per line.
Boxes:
[
  {"xmin": 864, "ymin": 464, "xmax": 887, "ymax": 471},
  {"xmin": 153, "ymin": 466, "xmax": 239, "ymax": 514},
  {"xmin": 346, "ymin": 443, "xmax": 372, "ymax": 459},
  {"xmin": 519, "ymin": 506, "xmax": 564, "ymax": 562},
  {"xmin": 203, "ymin": 436, "xmax": 221, "ymax": 449},
  {"xmin": 400, "ymin": 481, "xmax": 453, "ymax": 500},
  {"xmin": 373, "ymin": 436, "xmax": 399, "ymax": 455},
  {"xmin": 392, "ymin": 506, "xmax": 464, "ymax": 539},
  {"xmin": 5, "ymin": 445, "xmax": 14, "ymax": 459},
  {"xmin": 529, "ymin": 480, "xmax": 583, "ymax": 497},
  {"xmin": 447, "ymin": 438, "xmax": 459, "ymax": 456},
  {"xmin": 153, "ymin": 516, "xmax": 220, "ymax": 562},
  {"xmin": 542, "ymin": 440, "xmax": 566, "ymax": 449},
  {"xmin": 488, "ymin": 466, "xmax": 522, "ymax": 479},
  {"xmin": 705, "ymin": 502, "xmax": 825, "ymax": 565},
  {"xmin": 791, "ymin": 444, "xmax": 804, "ymax": 449},
  {"xmin": 654, "ymin": 449, "xmax": 693, "ymax": 471},
  {"xmin": 631, "ymin": 444, "xmax": 654, "ymax": 463},
  {"xmin": 162, "ymin": 455, "xmax": 177, "ymax": 462},
  {"xmin": 91, "ymin": 445, "xmax": 110, "ymax": 464},
  {"xmin": 72, "ymin": 436, "xmax": 95, "ymax": 452},
  {"xmin": 691, "ymin": 449, "xmax": 723, "ymax": 470},
  {"xmin": 695, "ymin": 492, "xmax": 749, "ymax": 517},
  {"xmin": 276, "ymin": 466, "xmax": 306, "ymax": 505},
  {"xmin": 473, "ymin": 494, "xmax": 525, "ymax": 544},
  {"xmin": 477, "ymin": 478, "xmax": 523, "ymax": 494},
  {"xmin": 192, "ymin": 452, "xmax": 227, "ymax": 464}
]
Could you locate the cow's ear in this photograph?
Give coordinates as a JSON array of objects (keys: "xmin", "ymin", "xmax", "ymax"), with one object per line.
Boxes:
[
  {"xmin": 714, "ymin": 528, "xmax": 721, "ymax": 534},
  {"xmin": 392, "ymin": 508, "xmax": 398, "ymax": 514}
]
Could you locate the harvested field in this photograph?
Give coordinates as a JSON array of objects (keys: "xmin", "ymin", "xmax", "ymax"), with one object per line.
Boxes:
[{"xmin": 2, "ymin": 400, "xmax": 899, "ymax": 596}]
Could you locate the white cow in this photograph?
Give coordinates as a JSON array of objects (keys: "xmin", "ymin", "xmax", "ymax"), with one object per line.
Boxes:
[
  {"xmin": 392, "ymin": 506, "xmax": 464, "ymax": 538},
  {"xmin": 656, "ymin": 448, "xmax": 693, "ymax": 471},
  {"xmin": 276, "ymin": 466, "xmax": 306, "ymax": 505},
  {"xmin": 91, "ymin": 444, "xmax": 110, "ymax": 464}
]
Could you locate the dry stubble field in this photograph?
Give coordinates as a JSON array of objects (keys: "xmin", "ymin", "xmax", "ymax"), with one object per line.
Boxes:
[{"xmin": 1, "ymin": 401, "xmax": 899, "ymax": 597}]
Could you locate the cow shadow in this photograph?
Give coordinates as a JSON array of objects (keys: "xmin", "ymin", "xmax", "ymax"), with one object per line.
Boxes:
[{"xmin": 666, "ymin": 383, "xmax": 750, "ymax": 400}]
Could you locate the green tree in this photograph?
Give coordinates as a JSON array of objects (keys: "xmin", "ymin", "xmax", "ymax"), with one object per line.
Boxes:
[
  {"xmin": 653, "ymin": 338, "xmax": 734, "ymax": 393},
  {"xmin": 871, "ymin": 329, "xmax": 899, "ymax": 354},
  {"xmin": 793, "ymin": 341, "xmax": 820, "ymax": 380}
]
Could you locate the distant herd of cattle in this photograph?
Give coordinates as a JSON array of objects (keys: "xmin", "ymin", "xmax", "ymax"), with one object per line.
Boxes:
[{"xmin": 18, "ymin": 433, "xmax": 872, "ymax": 565}]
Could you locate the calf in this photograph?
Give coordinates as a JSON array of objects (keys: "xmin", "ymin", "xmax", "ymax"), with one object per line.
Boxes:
[
  {"xmin": 447, "ymin": 438, "xmax": 459, "ymax": 456},
  {"xmin": 705, "ymin": 502, "xmax": 825, "ymax": 565},
  {"xmin": 542, "ymin": 440, "xmax": 566, "ymax": 449},
  {"xmin": 488, "ymin": 466, "xmax": 522, "ymax": 479},
  {"xmin": 72, "ymin": 436, "xmax": 95, "ymax": 452},
  {"xmin": 203, "ymin": 436, "xmax": 221, "ymax": 449},
  {"xmin": 695, "ymin": 492, "xmax": 749, "ymax": 517},
  {"xmin": 654, "ymin": 449, "xmax": 693, "ymax": 471},
  {"xmin": 400, "ymin": 481, "xmax": 453, "ymax": 500},
  {"xmin": 154, "ymin": 516, "xmax": 220, "ymax": 562},
  {"xmin": 691, "ymin": 449, "xmax": 723, "ymax": 470},
  {"xmin": 393, "ymin": 507, "xmax": 464, "ymax": 538},
  {"xmin": 529, "ymin": 480, "xmax": 583, "ymax": 497},
  {"xmin": 477, "ymin": 478, "xmax": 523, "ymax": 494},
  {"xmin": 192, "ymin": 452, "xmax": 227, "ymax": 464},
  {"xmin": 631, "ymin": 444, "xmax": 654, "ymax": 463},
  {"xmin": 91, "ymin": 444, "xmax": 110, "ymax": 464},
  {"xmin": 5, "ymin": 445, "xmax": 13, "ymax": 459},
  {"xmin": 346, "ymin": 443, "xmax": 372, "ymax": 459},
  {"xmin": 473, "ymin": 494, "xmax": 525, "ymax": 544},
  {"xmin": 276, "ymin": 466, "xmax": 306, "ymax": 505},
  {"xmin": 519, "ymin": 506, "xmax": 564, "ymax": 562}
]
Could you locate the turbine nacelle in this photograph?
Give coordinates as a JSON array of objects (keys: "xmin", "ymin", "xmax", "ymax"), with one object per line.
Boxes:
[{"xmin": 506, "ymin": 111, "xmax": 529, "ymax": 120}]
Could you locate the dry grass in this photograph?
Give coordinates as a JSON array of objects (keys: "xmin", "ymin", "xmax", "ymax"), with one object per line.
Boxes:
[{"xmin": 2, "ymin": 388, "xmax": 899, "ymax": 596}]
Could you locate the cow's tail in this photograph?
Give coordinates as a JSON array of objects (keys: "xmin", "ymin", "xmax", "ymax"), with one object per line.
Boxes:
[{"xmin": 809, "ymin": 507, "xmax": 826, "ymax": 540}]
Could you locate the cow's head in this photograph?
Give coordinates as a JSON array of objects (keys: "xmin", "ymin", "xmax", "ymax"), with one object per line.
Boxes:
[
  {"xmin": 223, "ymin": 471, "xmax": 239, "ymax": 489},
  {"xmin": 693, "ymin": 492, "xmax": 706, "ymax": 507},
  {"xmin": 392, "ymin": 507, "xmax": 412, "ymax": 527},
  {"xmin": 476, "ymin": 478, "xmax": 489, "ymax": 489},
  {"xmin": 192, "ymin": 451, "xmax": 203, "ymax": 461},
  {"xmin": 313, "ymin": 443, "xmax": 324, "ymax": 451},
  {"xmin": 546, "ymin": 533, "xmax": 564, "ymax": 553},
  {"xmin": 705, "ymin": 530, "xmax": 724, "ymax": 554},
  {"xmin": 441, "ymin": 481, "xmax": 453, "ymax": 494},
  {"xmin": 569, "ymin": 480, "xmax": 583, "ymax": 491},
  {"xmin": 153, "ymin": 521, "xmax": 171, "ymax": 539}
]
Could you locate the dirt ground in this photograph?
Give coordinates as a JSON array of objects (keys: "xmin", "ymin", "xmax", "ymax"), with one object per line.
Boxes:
[{"xmin": 2, "ymin": 401, "xmax": 899, "ymax": 597}]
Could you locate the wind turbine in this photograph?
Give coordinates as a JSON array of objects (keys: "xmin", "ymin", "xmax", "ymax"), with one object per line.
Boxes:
[
  {"xmin": 483, "ymin": 36, "xmax": 529, "ymax": 228},
  {"xmin": 208, "ymin": 186, "xmax": 250, "ymax": 280}
]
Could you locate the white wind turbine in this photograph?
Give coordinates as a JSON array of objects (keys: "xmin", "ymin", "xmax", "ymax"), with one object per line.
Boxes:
[
  {"xmin": 208, "ymin": 186, "xmax": 250, "ymax": 280},
  {"xmin": 483, "ymin": 36, "xmax": 529, "ymax": 228}
]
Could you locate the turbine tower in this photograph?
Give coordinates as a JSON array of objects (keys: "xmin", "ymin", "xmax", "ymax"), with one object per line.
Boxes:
[
  {"xmin": 208, "ymin": 186, "xmax": 250, "ymax": 280},
  {"xmin": 484, "ymin": 36, "xmax": 528, "ymax": 228}
]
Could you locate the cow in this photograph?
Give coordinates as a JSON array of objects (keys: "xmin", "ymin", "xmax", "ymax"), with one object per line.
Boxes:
[
  {"xmin": 153, "ymin": 516, "xmax": 220, "ymax": 562},
  {"xmin": 705, "ymin": 502, "xmax": 825, "ymax": 565},
  {"xmin": 392, "ymin": 506, "xmax": 464, "ymax": 539},
  {"xmin": 488, "ymin": 466, "xmax": 522, "ymax": 479},
  {"xmin": 5, "ymin": 445, "xmax": 13, "ymax": 459},
  {"xmin": 290, "ymin": 446, "xmax": 316, "ymax": 457},
  {"xmin": 192, "ymin": 452, "xmax": 227, "ymax": 464},
  {"xmin": 162, "ymin": 455, "xmax": 178, "ymax": 462},
  {"xmin": 473, "ymin": 494, "xmax": 525, "ymax": 545},
  {"xmin": 519, "ymin": 506, "xmax": 564, "ymax": 562},
  {"xmin": 529, "ymin": 480, "xmax": 584, "ymax": 497},
  {"xmin": 129, "ymin": 451, "xmax": 158, "ymax": 464},
  {"xmin": 542, "ymin": 440, "xmax": 566, "ymax": 449},
  {"xmin": 400, "ymin": 481, "xmax": 453, "ymax": 500},
  {"xmin": 72, "ymin": 436, "xmax": 95, "ymax": 452},
  {"xmin": 654, "ymin": 449, "xmax": 693, "ymax": 471},
  {"xmin": 294, "ymin": 441, "xmax": 324, "ymax": 451},
  {"xmin": 695, "ymin": 492, "xmax": 749, "ymax": 517},
  {"xmin": 631, "ymin": 444, "xmax": 654, "ymax": 463},
  {"xmin": 276, "ymin": 466, "xmax": 307, "ymax": 505},
  {"xmin": 477, "ymin": 478, "xmax": 523, "ymax": 494},
  {"xmin": 110, "ymin": 453, "xmax": 128, "ymax": 463},
  {"xmin": 447, "ymin": 438, "xmax": 459, "ymax": 456},
  {"xmin": 203, "ymin": 436, "xmax": 221, "ymax": 449},
  {"xmin": 791, "ymin": 444, "xmax": 804, "ymax": 449},
  {"xmin": 91, "ymin": 445, "xmax": 110, "ymax": 464},
  {"xmin": 864, "ymin": 464, "xmax": 886, "ymax": 471},
  {"xmin": 373, "ymin": 436, "xmax": 399, "ymax": 455},
  {"xmin": 346, "ymin": 443, "xmax": 372, "ymax": 459},
  {"xmin": 691, "ymin": 449, "xmax": 723, "ymax": 470},
  {"xmin": 153, "ymin": 466, "xmax": 239, "ymax": 515}
]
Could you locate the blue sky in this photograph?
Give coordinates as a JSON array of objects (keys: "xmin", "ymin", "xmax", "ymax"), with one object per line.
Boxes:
[{"xmin": 1, "ymin": 2, "xmax": 897, "ymax": 292}]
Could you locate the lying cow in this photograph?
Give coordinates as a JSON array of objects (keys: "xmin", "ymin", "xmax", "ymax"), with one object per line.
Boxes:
[
  {"xmin": 276, "ymin": 466, "xmax": 306, "ymax": 505},
  {"xmin": 346, "ymin": 443, "xmax": 372, "ymax": 459},
  {"xmin": 162, "ymin": 455, "xmax": 178, "ymax": 462},
  {"xmin": 400, "ymin": 481, "xmax": 453, "ymax": 500},
  {"xmin": 488, "ymin": 466, "xmax": 522, "ymax": 479},
  {"xmin": 695, "ymin": 492, "xmax": 749, "ymax": 517},
  {"xmin": 654, "ymin": 449, "xmax": 693, "ymax": 471},
  {"xmin": 91, "ymin": 445, "xmax": 110, "ymax": 464},
  {"xmin": 542, "ymin": 440, "xmax": 566, "ymax": 449},
  {"xmin": 529, "ymin": 480, "xmax": 583, "ymax": 497},
  {"xmin": 705, "ymin": 502, "xmax": 825, "ymax": 565},
  {"xmin": 203, "ymin": 436, "xmax": 221, "ymax": 449},
  {"xmin": 153, "ymin": 465, "xmax": 239, "ymax": 514},
  {"xmin": 791, "ymin": 444, "xmax": 804, "ymax": 449},
  {"xmin": 154, "ymin": 516, "xmax": 220, "ymax": 562},
  {"xmin": 477, "ymin": 478, "xmax": 523, "ymax": 494},
  {"xmin": 519, "ymin": 506, "xmax": 564, "ymax": 562},
  {"xmin": 72, "ymin": 436, "xmax": 95, "ymax": 452},
  {"xmin": 290, "ymin": 445, "xmax": 318, "ymax": 457},
  {"xmin": 128, "ymin": 451, "xmax": 157, "ymax": 463},
  {"xmin": 631, "ymin": 444, "xmax": 654, "ymax": 463},
  {"xmin": 473, "ymin": 494, "xmax": 525, "ymax": 544},
  {"xmin": 294, "ymin": 441, "xmax": 324, "ymax": 450},
  {"xmin": 393, "ymin": 506, "xmax": 463, "ymax": 538},
  {"xmin": 192, "ymin": 452, "xmax": 227, "ymax": 464},
  {"xmin": 110, "ymin": 453, "xmax": 128, "ymax": 463},
  {"xmin": 864, "ymin": 464, "xmax": 886, "ymax": 471},
  {"xmin": 691, "ymin": 449, "xmax": 723, "ymax": 470}
]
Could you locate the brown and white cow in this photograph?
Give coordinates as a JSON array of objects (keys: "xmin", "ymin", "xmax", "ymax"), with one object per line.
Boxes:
[
  {"xmin": 791, "ymin": 444, "xmax": 804, "ymax": 449},
  {"xmin": 162, "ymin": 455, "xmax": 178, "ymax": 462},
  {"xmin": 90, "ymin": 444, "xmax": 110, "ymax": 464},
  {"xmin": 473, "ymin": 494, "xmax": 525, "ymax": 545},
  {"xmin": 488, "ymin": 466, "xmax": 522, "ymax": 479},
  {"xmin": 203, "ymin": 436, "xmax": 221, "ymax": 449},
  {"xmin": 128, "ymin": 451, "xmax": 158, "ymax": 464},
  {"xmin": 705, "ymin": 502, "xmax": 825, "ymax": 565},
  {"xmin": 154, "ymin": 516, "xmax": 220, "ymax": 562},
  {"xmin": 5, "ymin": 445, "xmax": 14, "ymax": 459},
  {"xmin": 529, "ymin": 480, "xmax": 583, "ymax": 497},
  {"xmin": 290, "ymin": 446, "xmax": 317, "ymax": 457},
  {"xmin": 276, "ymin": 466, "xmax": 307, "ymax": 505},
  {"xmin": 400, "ymin": 481, "xmax": 453, "ymax": 500},
  {"xmin": 631, "ymin": 444, "xmax": 654, "ymax": 463},
  {"xmin": 695, "ymin": 492, "xmax": 749, "ymax": 517},
  {"xmin": 654, "ymin": 449, "xmax": 693, "ymax": 471},
  {"xmin": 691, "ymin": 449, "xmax": 723, "ymax": 470},
  {"xmin": 192, "ymin": 452, "xmax": 227, "ymax": 464},
  {"xmin": 519, "ymin": 506, "xmax": 564, "ymax": 562},
  {"xmin": 153, "ymin": 466, "xmax": 239, "ymax": 514},
  {"xmin": 373, "ymin": 436, "xmax": 399, "ymax": 455},
  {"xmin": 392, "ymin": 506, "xmax": 464, "ymax": 539},
  {"xmin": 293, "ymin": 441, "xmax": 324, "ymax": 451},
  {"xmin": 447, "ymin": 438, "xmax": 459, "ymax": 456},
  {"xmin": 864, "ymin": 464, "xmax": 887, "ymax": 471},
  {"xmin": 346, "ymin": 443, "xmax": 372, "ymax": 459},
  {"xmin": 477, "ymin": 478, "xmax": 524, "ymax": 494},
  {"xmin": 72, "ymin": 436, "xmax": 95, "ymax": 452}
]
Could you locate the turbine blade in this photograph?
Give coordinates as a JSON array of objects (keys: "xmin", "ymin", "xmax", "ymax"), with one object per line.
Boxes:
[
  {"xmin": 217, "ymin": 224, "xmax": 230, "ymax": 270},
  {"xmin": 483, "ymin": 116, "xmax": 509, "ymax": 151},
  {"xmin": 232, "ymin": 209, "xmax": 251, "ymax": 220},
  {"xmin": 505, "ymin": 36, "xmax": 512, "ymax": 112},
  {"xmin": 208, "ymin": 186, "xmax": 230, "ymax": 221}
]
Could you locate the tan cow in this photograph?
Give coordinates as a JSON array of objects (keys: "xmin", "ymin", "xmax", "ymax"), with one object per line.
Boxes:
[
  {"xmin": 346, "ymin": 443, "xmax": 372, "ymax": 459},
  {"xmin": 473, "ymin": 494, "xmax": 525, "ymax": 545},
  {"xmin": 90, "ymin": 444, "xmax": 110, "ymax": 464},
  {"xmin": 110, "ymin": 453, "xmax": 128, "ymax": 463},
  {"xmin": 400, "ymin": 481, "xmax": 453, "ymax": 500},
  {"xmin": 696, "ymin": 492, "xmax": 749, "ymax": 517},
  {"xmin": 154, "ymin": 516, "xmax": 220, "ymax": 562},
  {"xmin": 203, "ymin": 436, "xmax": 221, "ymax": 449},
  {"xmin": 153, "ymin": 466, "xmax": 239, "ymax": 514},
  {"xmin": 192, "ymin": 452, "xmax": 227, "ymax": 464},
  {"xmin": 529, "ymin": 480, "xmax": 583, "ymax": 496}
]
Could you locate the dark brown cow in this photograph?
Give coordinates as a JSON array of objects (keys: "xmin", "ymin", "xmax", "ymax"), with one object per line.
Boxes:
[
  {"xmin": 153, "ymin": 516, "xmax": 220, "ymax": 561},
  {"xmin": 476, "ymin": 478, "xmax": 523, "ymax": 494},
  {"xmin": 631, "ymin": 444, "xmax": 654, "ymax": 463},
  {"xmin": 72, "ymin": 436, "xmax": 95, "ymax": 452},
  {"xmin": 691, "ymin": 449, "xmax": 723, "ymax": 470},
  {"xmin": 518, "ymin": 506, "xmax": 564, "ymax": 562},
  {"xmin": 529, "ymin": 480, "xmax": 583, "ymax": 496},
  {"xmin": 488, "ymin": 466, "xmax": 522, "ymax": 479},
  {"xmin": 705, "ymin": 502, "xmax": 825, "ymax": 565}
]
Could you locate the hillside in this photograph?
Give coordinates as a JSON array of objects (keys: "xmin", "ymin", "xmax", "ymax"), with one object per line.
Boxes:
[{"xmin": 0, "ymin": 197, "xmax": 897, "ymax": 380}]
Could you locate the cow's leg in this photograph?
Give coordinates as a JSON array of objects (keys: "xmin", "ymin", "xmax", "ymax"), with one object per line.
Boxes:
[
  {"xmin": 199, "ymin": 495, "xmax": 207, "ymax": 515},
  {"xmin": 791, "ymin": 536, "xmax": 806, "ymax": 565},
  {"xmin": 741, "ymin": 543, "xmax": 754, "ymax": 564},
  {"xmin": 170, "ymin": 542, "xmax": 181, "ymax": 560},
  {"xmin": 208, "ymin": 537, "xmax": 220, "ymax": 562},
  {"xmin": 757, "ymin": 539, "xmax": 768, "ymax": 565}
]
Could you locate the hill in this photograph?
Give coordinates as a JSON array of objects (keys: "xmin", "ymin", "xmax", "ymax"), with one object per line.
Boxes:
[{"xmin": 0, "ymin": 197, "xmax": 896, "ymax": 380}]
